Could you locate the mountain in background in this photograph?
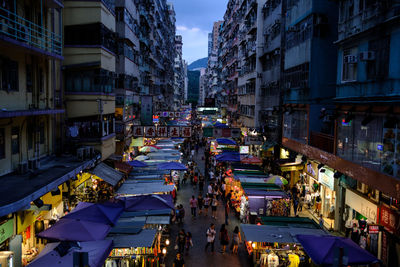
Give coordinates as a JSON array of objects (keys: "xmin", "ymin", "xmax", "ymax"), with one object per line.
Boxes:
[{"xmin": 188, "ymin": 57, "xmax": 208, "ymax": 70}]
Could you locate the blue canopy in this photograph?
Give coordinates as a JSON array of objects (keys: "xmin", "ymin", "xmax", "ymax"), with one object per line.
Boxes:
[
  {"xmin": 124, "ymin": 195, "xmax": 174, "ymax": 211},
  {"xmin": 64, "ymin": 201, "xmax": 123, "ymax": 225},
  {"xmin": 296, "ymin": 235, "xmax": 379, "ymax": 266},
  {"xmin": 216, "ymin": 138, "xmax": 237, "ymax": 145},
  {"xmin": 157, "ymin": 162, "xmax": 187, "ymax": 170},
  {"xmin": 214, "ymin": 122, "xmax": 228, "ymax": 128},
  {"xmin": 215, "ymin": 152, "xmax": 240, "ymax": 162},
  {"xmin": 128, "ymin": 160, "xmax": 148, "ymax": 167},
  {"xmin": 28, "ymin": 240, "xmax": 113, "ymax": 267}
]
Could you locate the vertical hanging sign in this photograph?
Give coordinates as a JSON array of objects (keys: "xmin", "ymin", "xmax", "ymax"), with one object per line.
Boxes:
[{"xmin": 140, "ymin": 96, "xmax": 153, "ymax": 126}]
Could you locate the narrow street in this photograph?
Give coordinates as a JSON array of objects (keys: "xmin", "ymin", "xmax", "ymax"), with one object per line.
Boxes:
[{"xmin": 165, "ymin": 146, "xmax": 252, "ymax": 267}]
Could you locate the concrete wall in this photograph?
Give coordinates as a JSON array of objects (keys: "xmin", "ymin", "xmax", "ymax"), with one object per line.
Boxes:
[
  {"xmin": 65, "ymin": 94, "xmax": 115, "ymax": 118},
  {"xmin": 63, "ymin": 47, "xmax": 116, "ymax": 72}
]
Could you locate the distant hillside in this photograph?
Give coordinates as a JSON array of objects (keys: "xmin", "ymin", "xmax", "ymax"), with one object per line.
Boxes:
[{"xmin": 188, "ymin": 57, "xmax": 208, "ymax": 70}]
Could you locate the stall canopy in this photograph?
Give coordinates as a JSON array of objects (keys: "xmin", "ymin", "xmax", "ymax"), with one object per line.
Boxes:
[
  {"xmin": 117, "ymin": 183, "xmax": 175, "ymax": 196},
  {"xmin": 134, "ymin": 155, "xmax": 149, "ymax": 161},
  {"xmin": 64, "ymin": 201, "xmax": 124, "ymax": 225},
  {"xmin": 241, "ymin": 155, "xmax": 262, "ymax": 164},
  {"xmin": 244, "ymin": 188, "xmax": 288, "ymax": 199},
  {"xmin": 28, "ymin": 240, "xmax": 113, "ymax": 267},
  {"xmin": 216, "ymin": 152, "xmax": 241, "ymax": 162},
  {"xmin": 216, "ymin": 138, "xmax": 236, "ymax": 145},
  {"xmin": 120, "ymin": 209, "xmax": 172, "ymax": 218},
  {"xmin": 108, "ymin": 229, "xmax": 157, "ymax": 248},
  {"xmin": 128, "ymin": 160, "xmax": 148, "ymax": 168},
  {"xmin": 37, "ymin": 218, "xmax": 111, "ymax": 241},
  {"xmin": 231, "ymin": 163, "xmax": 262, "ymax": 171},
  {"xmin": 90, "ymin": 163, "xmax": 124, "ymax": 187},
  {"xmin": 214, "ymin": 122, "xmax": 229, "ymax": 128},
  {"xmin": 110, "ymin": 217, "xmax": 146, "ymax": 234},
  {"xmin": 124, "ymin": 195, "xmax": 174, "ymax": 211},
  {"xmin": 265, "ymin": 175, "xmax": 288, "ymax": 186},
  {"xmin": 157, "ymin": 162, "xmax": 187, "ymax": 170},
  {"xmin": 140, "ymin": 146, "xmax": 159, "ymax": 153},
  {"xmin": 296, "ymin": 235, "xmax": 379, "ymax": 266}
]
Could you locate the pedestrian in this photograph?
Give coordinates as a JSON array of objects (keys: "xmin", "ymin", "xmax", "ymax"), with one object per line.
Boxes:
[
  {"xmin": 226, "ymin": 190, "xmax": 233, "ymax": 207},
  {"xmin": 214, "ymin": 183, "xmax": 221, "ymax": 200},
  {"xmin": 209, "ymin": 170, "xmax": 214, "ymax": 181},
  {"xmin": 173, "ymin": 253, "xmax": 185, "ymax": 267},
  {"xmin": 185, "ymin": 232, "xmax": 193, "ymax": 255},
  {"xmin": 193, "ymin": 174, "xmax": 198, "ymax": 191},
  {"xmin": 197, "ymin": 194, "xmax": 204, "ymax": 215},
  {"xmin": 219, "ymin": 224, "xmax": 229, "ymax": 254},
  {"xmin": 195, "ymin": 143, "xmax": 199, "ymax": 153},
  {"xmin": 211, "ymin": 195, "xmax": 218, "ymax": 219},
  {"xmin": 175, "ymin": 229, "xmax": 186, "ymax": 254},
  {"xmin": 231, "ymin": 226, "xmax": 241, "ymax": 254},
  {"xmin": 198, "ymin": 175, "xmax": 204, "ymax": 193},
  {"xmin": 205, "ymin": 223, "xmax": 216, "ymax": 253},
  {"xmin": 208, "ymin": 183, "xmax": 214, "ymax": 195},
  {"xmin": 182, "ymin": 172, "xmax": 188, "ymax": 185},
  {"xmin": 221, "ymin": 181, "xmax": 226, "ymax": 202},
  {"xmin": 351, "ymin": 223, "xmax": 360, "ymax": 243},
  {"xmin": 179, "ymin": 204, "xmax": 185, "ymax": 224},
  {"xmin": 293, "ymin": 197, "xmax": 299, "ymax": 216},
  {"xmin": 203, "ymin": 194, "xmax": 210, "ymax": 216},
  {"xmin": 319, "ymin": 215, "xmax": 324, "ymax": 228},
  {"xmin": 225, "ymin": 201, "xmax": 230, "ymax": 225},
  {"xmin": 191, "ymin": 149, "xmax": 195, "ymax": 160},
  {"xmin": 189, "ymin": 195, "xmax": 197, "ymax": 219}
]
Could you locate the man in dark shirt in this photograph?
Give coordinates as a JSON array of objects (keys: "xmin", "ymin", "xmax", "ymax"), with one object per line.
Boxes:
[{"xmin": 173, "ymin": 253, "xmax": 185, "ymax": 267}]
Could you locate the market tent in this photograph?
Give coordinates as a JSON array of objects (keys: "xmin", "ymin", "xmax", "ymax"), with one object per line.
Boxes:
[
  {"xmin": 117, "ymin": 183, "xmax": 175, "ymax": 196},
  {"xmin": 134, "ymin": 155, "xmax": 149, "ymax": 161},
  {"xmin": 265, "ymin": 175, "xmax": 288, "ymax": 186},
  {"xmin": 296, "ymin": 235, "xmax": 379, "ymax": 266},
  {"xmin": 128, "ymin": 160, "xmax": 148, "ymax": 167},
  {"xmin": 108, "ymin": 229, "xmax": 157, "ymax": 248},
  {"xmin": 37, "ymin": 218, "xmax": 111, "ymax": 241},
  {"xmin": 90, "ymin": 162, "xmax": 124, "ymax": 187},
  {"xmin": 124, "ymin": 194, "xmax": 174, "ymax": 211},
  {"xmin": 238, "ymin": 177, "xmax": 272, "ymax": 184},
  {"xmin": 216, "ymin": 152, "xmax": 241, "ymax": 162},
  {"xmin": 145, "ymin": 215, "xmax": 170, "ymax": 225},
  {"xmin": 140, "ymin": 146, "xmax": 159, "ymax": 153},
  {"xmin": 261, "ymin": 216, "xmax": 321, "ymax": 229},
  {"xmin": 243, "ymin": 188, "xmax": 288, "ymax": 198},
  {"xmin": 28, "ymin": 240, "xmax": 113, "ymax": 267},
  {"xmin": 64, "ymin": 202, "xmax": 124, "ymax": 225},
  {"xmin": 241, "ymin": 155, "xmax": 262, "ymax": 164},
  {"xmin": 109, "ymin": 217, "xmax": 146, "ymax": 234},
  {"xmin": 157, "ymin": 162, "xmax": 187, "ymax": 170},
  {"xmin": 216, "ymin": 138, "xmax": 237, "ymax": 145},
  {"xmin": 119, "ymin": 209, "xmax": 172, "ymax": 218},
  {"xmin": 231, "ymin": 163, "xmax": 262, "ymax": 171},
  {"xmin": 214, "ymin": 122, "xmax": 229, "ymax": 128},
  {"xmin": 233, "ymin": 170, "xmax": 265, "ymax": 175}
]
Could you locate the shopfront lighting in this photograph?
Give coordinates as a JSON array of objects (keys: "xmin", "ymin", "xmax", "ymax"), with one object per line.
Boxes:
[
  {"xmin": 252, "ymin": 243, "xmax": 256, "ymax": 249},
  {"xmin": 162, "ymin": 248, "xmax": 167, "ymax": 254},
  {"xmin": 165, "ymin": 239, "xmax": 170, "ymax": 245}
]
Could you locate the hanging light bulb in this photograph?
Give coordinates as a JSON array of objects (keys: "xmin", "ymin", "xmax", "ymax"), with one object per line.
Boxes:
[
  {"xmin": 162, "ymin": 248, "xmax": 167, "ymax": 254},
  {"xmin": 165, "ymin": 239, "xmax": 170, "ymax": 246}
]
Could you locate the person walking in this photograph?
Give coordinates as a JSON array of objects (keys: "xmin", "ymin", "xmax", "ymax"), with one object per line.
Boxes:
[
  {"xmin": 211, "ymin": 195, "xmax": 218, "ymax": 219},
  {"xmin": 231, "ymin": 226, "xmax": 241, "ymax": 254},
  {"xmin": 184, "ymin": 232, "xmax": 193, "ymax": 255},
  {"xmin": 178, "ymin": 205, "xmax": 185, "ymax": 224},
  {"xmin": 203, "ymin": 194, "xmax": 210, "ymax": 216},
  {"xmin": 205, "ymin": 223, "xmax": 216, "ymax": 253},
  {"xmin": 197, "ymin": 194, "xmax": 204, "ymax": 215},
  {"xmin": 175, "ymin": 229, "xmax": 186, "ymax": 254},
  {"xmin": 219, "ymin": 224, "xmax": 229, "ymax": 254},
  {"xmin": 189, "ymin": 195, "xmax": 197, "ymax": 219},
  {"xmin": 208, "ymin": 183, "xmax": 214, "ymax": 196},
  {"xmin": 173, "ymin": 253, "xmax": 185, "ymax": 267},
  {"xmin": 198, "ymin": 175, "xmax": 204, "ymax": 193},
  {"xmin": 192, "ymin": 174, "xmax": 198, "ymax": 191},
  {"xmin": 224, "ymin": 201, "xmax": 230, "ymax": 225}
]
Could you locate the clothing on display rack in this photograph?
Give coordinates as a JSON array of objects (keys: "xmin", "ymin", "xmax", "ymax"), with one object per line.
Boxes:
[
  {"xmin": 267, "ymin": 252, "xmax": 279, "ymax": 267},
  {"xmin": 288, "ymin": 253, "xmax": 300, "ymax": 267}
]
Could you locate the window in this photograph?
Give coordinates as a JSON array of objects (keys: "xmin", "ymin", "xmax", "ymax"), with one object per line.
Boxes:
[
  {"xmin": 11, "ymin": 127, "xmax": 19, "ymax": 154},
  {"xmin": 0, "ymin": 57, "xmax": 18, "ymax": 91},
  {"xmin": 65, "ymin": 69, "xmax": 115, "ymax": 94},
  {"xmin": 342, "ymin": 48, "xmax": 358, "ymax": 82},
  {"xmin": 0, "ymin": 128, "xmax": 5, "ymax": 159},
  {"xmin": 283, "ymin": 110, "xmax": 308, "ymax": 144},
  {"xmin": 367, "ymin": 36, "xmax": 390, "ymax": 80}
]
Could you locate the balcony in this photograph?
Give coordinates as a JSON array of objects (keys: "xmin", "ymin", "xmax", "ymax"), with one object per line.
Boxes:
[
  {"xmin": 0, "ymin": 7, "xmax": 62, "ymax": 57},
  {"xmin": 310, "ymin": 131, "xmax": 334, "ymax": 154}
]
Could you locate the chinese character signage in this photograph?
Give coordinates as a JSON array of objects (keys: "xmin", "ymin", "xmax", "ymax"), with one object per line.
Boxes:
[
  {"xmin": 169, "ymin": 126, "xmax": 180, "ymax": 137},
  {"xmin": 379, "ymin": 205, "xmax": 400, "ymax": 235},
  {"xmin": 140, "ymin": 96, "xmax": 153, "ymax": 125},
  {"xmin": 157, "ymin": 126, "xmax": 168, "ymax": 137},
  {"xmin": 133, "ymin": 126, "xmax": 144, "ymax": 137},
  {"xmin": 144, "ymin": 126, "xmax": 156, "ymax": 137},
  {"xmin": 0, "ymin": 219, "xmax": 14, "ymax": 244},
  {"xmin": 181, "ymin": 127, "xmax": 192, "ymax": 138}
]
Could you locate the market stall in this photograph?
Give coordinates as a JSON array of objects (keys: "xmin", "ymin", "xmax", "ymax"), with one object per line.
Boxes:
[
  {"xmin": 116, "ymin": 182, "xmax": 175, "ymax": 197},
  {"xmin": 241, "ymin": 224, "xmax": 328, "ymax": 267}
]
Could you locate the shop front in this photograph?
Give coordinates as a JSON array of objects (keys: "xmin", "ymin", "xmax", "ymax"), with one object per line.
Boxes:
[
  {"xmin": 318, "ymin": 167, "xmax": 336, "ymax": 230},
  {"xmin": 0, "ymin": 218, "xmax": 15, "ymax": 266},
  {"xmin": 379, "ymin": 204, "xmax": 400, "ymax": 266}
]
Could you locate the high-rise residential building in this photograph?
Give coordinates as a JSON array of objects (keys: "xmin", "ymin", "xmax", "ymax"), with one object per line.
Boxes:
[
  {"xmin": 208, "ymin": 32, "xmax": 213, "ymax": 57},
  {"xmin": 187, "ymin": 70, "xmax": 200, "ymax": 105},
  {"xmin": 63, "ymin": 0, "xmax": 117, "ymax": 160},
  {"xmin": 174, "ymin": 35, "xmax": 185, "ymax": 110},
  {"xmin": 199, "ymin": 68, "xmax": 207, "ymax": 106},
  {"xmin": 212, "ymin": 21, "xmax": 223, "ymax": 51}
]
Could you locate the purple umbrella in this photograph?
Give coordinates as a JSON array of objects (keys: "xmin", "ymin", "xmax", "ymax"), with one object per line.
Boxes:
[
  {"xmin": 28, "ymin": 240, "xmax": 113, "ymax": 267},
  {"xmin": 124, "ymin": 195, "xmax": 174, "ymax": 212},
  {"xmin": 296, "ymin": 235, "xmax": 379, "ymax": 265},
  {"xmin": 36, "ymin": 218, "xmax": 111, "ymax": 241},
  {"xmin": 157, "ymin": 162, "xmax": 187, "ymax": 170},
  {"xmin": 64, "ymin": 201, "xmax": 124, "ymax": 225},
  {"xmin": 128, "ymin": 160, "xmax": 148, "ymax": 167}
]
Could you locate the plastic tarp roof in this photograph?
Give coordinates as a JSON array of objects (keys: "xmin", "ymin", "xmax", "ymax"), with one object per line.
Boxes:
[
  {"xmin": 145, "ymin": 215, "xmax": 170, "ymax": 225},
  {"xmin": 237, "ymin": 177, "xmax": 272, "ymax": 184},
  {"xmin": 296, "ymin": 235, "xmax": 379, "ymax": 266},
  {"xmin": 64, "ymin": 201, "xmax": 124, "ymax": 225},
  {"xmin": 244, "ymin": 188, "xmax": 288, "ymax": 198},
  {"xmin": 241, "ymin": 224, "xmax": 328, "ymax": 244},
  {"xmin": 123, "ymin": 194, "xmax": 174, "ymax": 211},
  {"xmin": 28, "ymin": 240, "xmax": 113, "ymax": 267},
  {"xmin": 119, "ymin": 209, "xmax": 172, "ymax": 218},
  {"xmin": 117, "ymin": 183, "xmax": 175, "ymax": 196},
  {"xmin": 90, "ymin": 163, "xmax": 124, "ymax": 187},
  {"xmin": 108, "ymin": 229, "xmax": 157, "ymax": 248}
]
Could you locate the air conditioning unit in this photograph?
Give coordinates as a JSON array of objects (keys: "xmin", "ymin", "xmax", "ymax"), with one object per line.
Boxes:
[
  {"xmin": 28, "ymin": 158, "xmax": 39, "ymax": 170},
  {"xmin": 344, "ymin": 55, "xmax": 357, "ymax": 64},
  {"xmin": 359, "ymin": 51, "xmax": 375, "ymax": 61},
  {"xmin": 18, "ymin": 162, "xmax": 28, "ymax": 174}
]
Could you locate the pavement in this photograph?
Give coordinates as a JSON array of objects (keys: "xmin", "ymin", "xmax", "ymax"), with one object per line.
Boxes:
[{"xmin": 165, "ymin": 146, "xmax": 253, "ymax": 267}]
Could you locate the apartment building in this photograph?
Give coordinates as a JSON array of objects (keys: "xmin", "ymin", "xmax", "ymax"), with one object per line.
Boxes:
[{"xmin": 174, "ymin": 35, "xmax": 185, "ymax": 110}]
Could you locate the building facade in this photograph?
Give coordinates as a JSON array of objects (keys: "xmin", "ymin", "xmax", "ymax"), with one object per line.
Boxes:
[{"xmin": 174, "ymin": 35, "xmax": 185, "ymax": 110}]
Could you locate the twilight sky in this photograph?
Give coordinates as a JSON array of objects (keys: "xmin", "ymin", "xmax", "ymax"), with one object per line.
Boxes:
[{"xmin": 169, "ymin": 0, "xmax": 229, "ymax": 64}]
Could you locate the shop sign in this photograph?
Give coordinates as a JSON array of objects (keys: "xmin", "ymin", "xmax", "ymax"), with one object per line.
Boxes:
[
  {"xmin": 244, "ymin": 136, "xmax": 263, "ymax": 145},
  {"xmin": 345, "ymin": 189, "xmax": 378, "ymax": 223},
  {"xmin": 169, "ymin": 126, "xmax": 180, "ymax": 137},
  {"xmin": 222, "ymin": 129, "xmax": 231, "ymax": 137},
  {"xmin": 133, "ymin": 126, "xmax": 144, "ymax": 137},
  {"xmin": 157, "ymin": 126, "xmax": 168, "ymax": 137},
  {"xmin": 281, "ymin": 166, "xmax": 301, "ymax": 172},
  {"xmin": 379, "ymin": 205, "xmax": 400, "ymax": 235},
  {"xmin": 131, "ymin": 137, "xmax": 144, "ymax": 147},
  {"xmin": 368, "ymin": 225, "xmax": 379, "ymax": 234},
  {"xmin": 181, "ymin": 127, "xmax": 192, "ymax": 138},
  {"xmin": 305, "ymin": 161, "xmax": 318, "ymax": 179},
  {"xmin": 0, "ymin": 219, "xmax": 14, "ymax": 244},
  {"xmin": 319, "ymin": 168, "xmax": 334, "ymax": 190},
  {"xmin": 144, "ymin": 126, "xmax": 156, "ymax": 137}
]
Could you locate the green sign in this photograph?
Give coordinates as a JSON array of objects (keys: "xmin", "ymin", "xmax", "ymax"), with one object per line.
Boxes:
[
  {"xmin": 203, "ymin": 128, "xmax": 213, "ymax": 137},
  {"xmin": 0, "ymin": 219, "xmax": 14, "ymax": 244}
]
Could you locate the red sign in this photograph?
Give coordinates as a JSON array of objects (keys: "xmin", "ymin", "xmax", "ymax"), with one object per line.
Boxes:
[
  {"xmin": 181, "ymin": 127, "xmax": 192, "ymax": 138},
  {"xmin": 379, "ymin": 205, "xmax": 400, "ymax": 235},
  {"xmin": 222, "ymin": 128, "xmax": 231, "ymax": 137},
  {"xmin": 157, "ymin": 126, "xmax": 168, "ymax": 137},
  {"xmin": 169, "ymin": 126, "xmax": 180, "ymax": 137},
  {"xmin": 133, "ymin": 126, "xmax": 144, "ymax": 137},
  {"xmin": 145, "ymin": 126, "xmax": 156, "ymax": 137},
  {"xmin": 368, "ymin": 225, "xmax": 379, "ymax": 234}
]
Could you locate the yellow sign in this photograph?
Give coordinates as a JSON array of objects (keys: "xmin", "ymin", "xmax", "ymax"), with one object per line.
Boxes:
[{"xmin": 281, "ymin": 166, "xmax": 303, "ymax": 172}]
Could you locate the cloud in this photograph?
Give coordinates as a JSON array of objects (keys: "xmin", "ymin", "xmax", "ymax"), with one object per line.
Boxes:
[{"xmin": 176, "ymin": 25, "xmax": 209, "ymax": 64}]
